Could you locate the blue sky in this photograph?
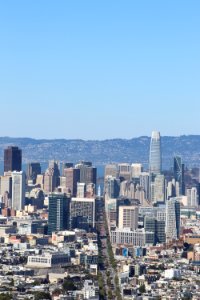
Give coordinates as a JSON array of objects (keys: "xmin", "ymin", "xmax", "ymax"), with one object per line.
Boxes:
[{"xmin": 0, "ymin": 0, "xmax": 199, "ymax": 139}]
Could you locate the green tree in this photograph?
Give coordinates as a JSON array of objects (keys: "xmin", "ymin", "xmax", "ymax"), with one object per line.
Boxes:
[
  {"xmin": 139, "ymin": 284, "xmax": 146, "ymax": 294},
  {"xmin": 34, "ymin": 291, "xmax": 51, "ymax": 300},
  {"xmin": 62, "ymin": 277, "xmax": 76, "ymax": 292},
  {"xmin": 0, "ymin": 294, "xmax": 12, "ymax": 300}
]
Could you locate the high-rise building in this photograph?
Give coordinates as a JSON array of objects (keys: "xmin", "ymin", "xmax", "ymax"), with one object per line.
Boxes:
[
  {"xmin": 70, "ymin": 197, "xmax": 96, "ymax": 231},
  {"xmin": 118, "ymin": 163, "xmax": 131, "ymax": 181},
  {"xmin": 77, "ymin": 183, "xmax": 86, "ymax": 198},
  {"xmin": 27, "ymin": 162, "xmax": 41, "ymax": 183},
  {"xmin": 149, "ymin": 131, "xmax": 162, "ymax": 176},
  {"xmin": 186, "ymin": 187, "xmax": 198, "ymax": 207},
  {"xmin": 174, "ymin": 156, "xmax": 185, "ymax": 195},
  {"xmin": 167, "ymin": 179, "xmax": 179, "ymax": 199},
  {"xmin": 36, "ymin": 174, "xmax": 44, "ymax": 189},
  {"xmin": 156, "ymin": 220, "xmax": 166, "ymax": 244},
  {"xmin": 144, "ymin": 216, "xmax": 156, "ymax": 244},
  {"xmin": 63, "ymin": 167, "xmax": 80, "ymax": 196},
  {"xmin": 0, "ymin": 172, "xmax": 12, "ymax": 207},
  {"xmin": 104, "ymin": 176, "xmax": 120, "ymax": 199},
  {"xmin": 165, "ymin": 197, "xmax": 180, "ymax": 241},
  {"xmin": 44, "ymin": 161, "xmax": 60, "ymax": 194},
  {"xmin": 140, "ymin": 172, "xmax": 150, "ymax": 200},
  {"xmin": 4, "ymin": 146, "xmax": 22, "ymax": 172},
  {"xmin": 105, "ymin": 164, "xmax": 119, "ymax": 178},
  {"xmin": 131, "ymin": 164, "xmax": 143, "ymax": 179},
  {"xmin": 63, "ymin": 162, "xmax": 74, "ymax": 169},
  {"xmin": 48, "ymin": 193, "xmax": 70, "ymax": 235},
  {"xmin": 120, "ymin": 181, "xmax": 135, "ymax": 198},
  {"xmin": 86, "ymin": 183, "xmax": 95, "ymax": 198},
  {"xmin": 144, "ymin": 216, "xmax": 166, "ymax": 244},
  {"xmin": 75, "ymin": 161, "xmax": 97, "ymax": 186},
  {"xmin": 44, "ymin": 169, "xmax": 55, "ymax": 194},
  {"xmin": 153, "ymin": 174, "xmax": 165, "ymax": 203},
  {"xmin": 118, "ymin": 206, "xmax": 139, "ymax": 231},
  {"xmin": 12, "ymin": 171, "xmax": 25, "ymax": 211},
  {"xmin": 135, "ymin": 185, "xmax": 146, "ymax": 205}
]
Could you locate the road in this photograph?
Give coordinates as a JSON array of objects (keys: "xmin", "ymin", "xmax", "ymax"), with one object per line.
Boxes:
[{"xmin": 96, "ymin": 198, "xmax": 121, "ymax": 300}]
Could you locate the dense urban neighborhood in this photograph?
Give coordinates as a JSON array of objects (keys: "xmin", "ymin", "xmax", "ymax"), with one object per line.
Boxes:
[{"xmin": 0, "ymin": 132, "xmax": 200, "ymax": 299}]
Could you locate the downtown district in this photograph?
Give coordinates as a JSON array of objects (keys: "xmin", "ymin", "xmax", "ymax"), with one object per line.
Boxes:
[{"xmin": 0, "ymin": 131, "xmax": 199, "ymax": 300}]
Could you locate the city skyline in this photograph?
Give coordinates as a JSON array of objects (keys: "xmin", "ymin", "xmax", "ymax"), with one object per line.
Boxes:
[
  {"xmin": 0, "ymin": 1, "xmax": 200, "ymax": 139},
  {"xmin": 0, "ymin": 1, "xmax": 200, "ymax": 298}
]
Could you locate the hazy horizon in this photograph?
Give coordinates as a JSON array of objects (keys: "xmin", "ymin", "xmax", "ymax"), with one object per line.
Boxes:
[{"xmin": 1, "ymin": 133, "xmax": 200, "ymax": 141}]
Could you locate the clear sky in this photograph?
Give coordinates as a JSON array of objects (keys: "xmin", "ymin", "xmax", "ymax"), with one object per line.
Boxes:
[{"xmin": 0, "ymin": 0, "xmax": 200, "ymax": 140}]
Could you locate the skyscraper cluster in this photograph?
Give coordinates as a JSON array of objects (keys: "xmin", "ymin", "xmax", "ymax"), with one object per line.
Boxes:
[
  {"xmin": 105, "ymin": 130, "xmax": 199, "ymax": 247},
  {"xmin": 0, "ymin": 147, "xmax": 98, "ymax": 233}
]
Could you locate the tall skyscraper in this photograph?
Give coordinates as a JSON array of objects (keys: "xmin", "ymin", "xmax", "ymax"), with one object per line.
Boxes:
[
  {"xmin": 75, "ymin": 161, "xmax": 97, "ymax": 186},
  {"xmin": 153, "ymin": 174, "xmax": 165, "ymax": 203},
  {"xmin": 27, "ymin": 162, "xmax": 41, "ymax": 183},
  {"xmin": 104, "ymin": 176, "xmax": 120, "ymax": 199},
  {"xmin": 149, "ymin": 131, "xmax": 162, "ymax": 176},
  {"xmin": 63, "ymin": 167, "xmax": 80, "ymax": 196},
  {"xmin": 44, "ymin": 161, "xmax": 60, "ymax": 193},
  {"xmin": 4, "ymin": 146, "xmax": 22, "ymax": 172},
  {"xmin": 12, "ymin": 171, "xmax": 25, "ymax": 211},
  {"xmin": 0, "ymin": 172, "xmax": 12, "ymax": 206},
  {"xmin": 48, "ymin": 193, "xmax": 70, "ymax": 235},
  {"xmin": 140, "ymin": 172, "xmax": 150, "ymax": 200},
  {"xmin": 165, "ymin": 197, "xmax": 180, "ymax": 242},
  {"xmin": 186, "ymin": 187, "xmax": 198, "ymax": 207},
  {"xmin": 174, "ymin": 156, "xmax": 185, "ymax": 195},
  {"xmin": 167, "ymin": 179, "xmax": 179, "ymax": 199}
]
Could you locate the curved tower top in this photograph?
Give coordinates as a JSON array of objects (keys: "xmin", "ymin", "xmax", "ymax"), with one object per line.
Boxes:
[{"xmin": 149, "ymin": 130, "xmax": 162, "ymax": 175}]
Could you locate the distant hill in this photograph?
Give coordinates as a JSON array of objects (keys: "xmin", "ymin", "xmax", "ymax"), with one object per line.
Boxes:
[{"xmin": 0, "ymin": 135, "xmax": 199, "ymax": 169}]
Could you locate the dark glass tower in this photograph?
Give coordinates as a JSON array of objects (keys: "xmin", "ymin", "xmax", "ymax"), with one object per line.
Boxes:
[
  {"xmin": 174, "ymin": 156, "xmax": 185, "ymax": 195},
  {"xmin": 4, "ymin": 146, "xmax": 22, "ymax": 172},
  {"xmin": 75, "ymin": 161, "xmax": 97, "ymax": 186},
  {"xmin": 48, "ymin": 193, "xmax": 70, "ymax": 235},
  {"xmin": 27, "ymin": 162, "xmax": 41, "ymax": 183}
]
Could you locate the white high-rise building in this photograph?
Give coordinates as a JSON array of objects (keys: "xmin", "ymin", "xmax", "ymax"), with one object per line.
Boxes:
[
  {"xmin": 153, "ymin": 174, "xmax": 165, "ymax": 203},
  {"xmin": 165, "ymin": 198, "xmax": 180, "ymax": 242},
  {"xmin": 131, "ymin": 164, "xmax": 143, "ymax": 179},
  {"xmin": 167, "ymin": 179, "xmax": 179, "ymax": 199},
  {"xmin": 149, "ymin": 131, "xmax": 162, "ymax": 176},
  {"xmin": 187, "ymin": 187, "xmax": 198, "ymax": 207},
  {"xmin": 12, "ymin": 171, "xmax": 25, "ymax": 211},
  {"xmin": 120, "ymin": 181, "xmax": 135, "ymax": 198},
  {"xmin": 77, "ymin": 183, "xmax": 86, "ymax": 198},
  {"xmin": 118, "ymin": 206, "xmax": 139, "ymax": 230}
]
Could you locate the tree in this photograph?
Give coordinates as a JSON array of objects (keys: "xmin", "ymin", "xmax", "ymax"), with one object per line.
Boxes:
[
  {"xmin": 139, "ymin": 284, "xmax": 146, "ymax": 294},
  {"xmin": 0, "ymin": 294, "xmax": 12, "ymax": 300},
  {"xmin": 62, "ymin": 277, "xmax": 76, "ymax": 292},
  {"xmin": 34, "ymin": 292, "xmax": 51, "ymax": 300},
  {"xmin": 52, "ymin": 288, "xmax": 62, "ymax": 296},
  {"xmin": 107, "ymin": 289, "xmax": 113, "ymax": 299}
]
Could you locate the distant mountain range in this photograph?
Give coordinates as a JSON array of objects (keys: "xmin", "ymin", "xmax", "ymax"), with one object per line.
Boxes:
[{"xmin": 0, "ymin": 136, "xmax": 199, "ymax": 169}]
